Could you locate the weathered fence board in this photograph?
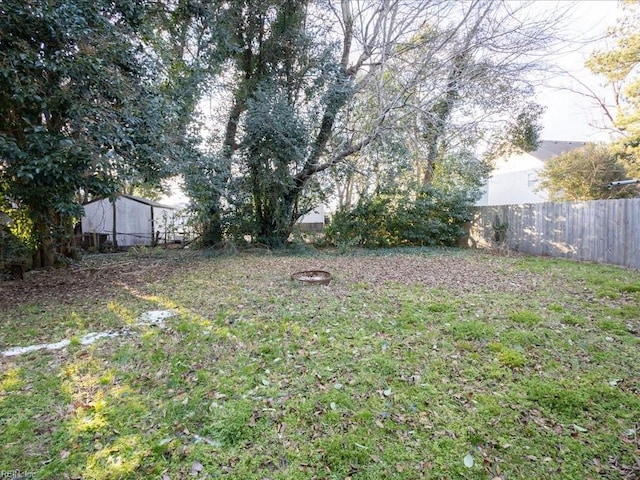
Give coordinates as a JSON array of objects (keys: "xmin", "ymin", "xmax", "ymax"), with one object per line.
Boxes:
[{"xmin": 470, "ymin": 198, "xmax": 640, "ymax": 269}]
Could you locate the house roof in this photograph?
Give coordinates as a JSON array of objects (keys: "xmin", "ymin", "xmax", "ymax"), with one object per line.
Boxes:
[
  {"xmin": 528, "ymin": 140, "xmax": 588, "ymax": 162},
  {"xmin": 84, "ymin": 194, "xmax": 176, "ymax": 209}
]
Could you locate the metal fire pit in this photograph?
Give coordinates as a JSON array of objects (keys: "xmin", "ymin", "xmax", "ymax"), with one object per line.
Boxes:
[{"xmin": 291, "ymin": 270, "xmax": 332, "ymax": 285}]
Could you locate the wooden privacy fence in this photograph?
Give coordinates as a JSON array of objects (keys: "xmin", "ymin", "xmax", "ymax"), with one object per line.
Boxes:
[{"xmin": 470, "ymin": 198, "xmax": 640, "ymax": 269}]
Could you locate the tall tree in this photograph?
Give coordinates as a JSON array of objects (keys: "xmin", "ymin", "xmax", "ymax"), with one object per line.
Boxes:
[
  {"xmin": 187, "ymin": 0, "xmax": 359, "ymax": 246},
  {"xmin": 185, "ymin": 0, "xmax": 563, "ymax": 246},
  {"xmin": 325, "ymin": 1, "xmax": 555, "ymax": 209},
  {"xmin": 0, "ymin": 0, "xmax": 176, "ymax": 266},
  {"xmin": 587, "ymin": 0, "xmax": 640, "ymax": 179},
  {"xmin": 141, "ymin": 0, "xmax": 231, "ymax": 245}
]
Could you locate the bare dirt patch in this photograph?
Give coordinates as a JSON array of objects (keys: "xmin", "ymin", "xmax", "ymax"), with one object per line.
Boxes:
[
  {"xmin": 0, "ymin": 252, "xmax": 198, "ymax": 311},
  {"xmin": 0, "ymin": 249, "xmax": 543, "ymax": 312},
  {"xmin": 238, "ymin": 251, "xmax": 545, "ymax": 295}
]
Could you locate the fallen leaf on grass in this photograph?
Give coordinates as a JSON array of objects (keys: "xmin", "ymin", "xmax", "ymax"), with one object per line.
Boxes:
[
  {"xmin": 416, "ymin": 460, "xmax": 433, "ymax": 471},
  {"xmin": 190, "ymin": 460, "xmax": 204, "ymax": 476}
]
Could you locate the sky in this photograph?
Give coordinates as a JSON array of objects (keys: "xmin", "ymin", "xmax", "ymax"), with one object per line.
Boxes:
[{"xmin": 535, "ymin": 1, "xmax": 622, "ymax": 142}]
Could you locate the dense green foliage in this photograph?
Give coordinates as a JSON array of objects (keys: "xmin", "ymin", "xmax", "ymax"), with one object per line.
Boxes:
[
  {"xmin": 326, "ymin": 149, "xmax": 488, "ymax": 249},
  {"xmin": 0, "ymin": 223, "xmax": 30, "ymax": 269},
  {"xmin": 181, "ymin": 0, "xmax": 354, "ymax": 247},
  {"xmin": 0, "ymin": 0, "xmax": 568, "ymax": 256},
  {"xmin": 0, "ymin": 0, "xmax": 177, "ymax": 266},
  {"xmin": 326, "ymin": 186, "xmax": 473, "ymax": 248},
  {"xmin": 537, "ymin": 143, "xmax": 635, "ymax": 201}
]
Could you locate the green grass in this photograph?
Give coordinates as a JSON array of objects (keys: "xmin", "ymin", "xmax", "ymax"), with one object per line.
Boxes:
[
  {"xmin": 1, "ymin": 248, "xmax": 640, "ymax": 479},
  {"xmin": 509, "ymin": 310, "xmax": 543, "ymax": 325}
]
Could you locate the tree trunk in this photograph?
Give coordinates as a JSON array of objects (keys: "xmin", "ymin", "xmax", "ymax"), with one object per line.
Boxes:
[
  {"xmin": 32, "ymin": 208, "xmax": 55, "ymax": 268},
  {"xmin": 252, "ymin": 181, "xmax": 297, "ymax": 248},
  {"xmin": 199, "ymin": 96, "xmax": 247, "ymax": 248},
  {"xmin": 199, "ymin": 198, "xmax": 229, "ymax": 248},
  {"xmin": 55, "ymin": 211, "xmax": 75, "ymax": 259},
  {"xmin": 420, "ymin": 52, "xmax": 469, "ymax": 188}
]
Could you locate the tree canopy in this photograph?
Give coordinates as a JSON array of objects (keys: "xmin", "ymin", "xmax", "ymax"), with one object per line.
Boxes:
[
  {"xmin": 587, "ymin": 0, "xmax": 640, "ymax": 179},
  {"xmin": 181, "ymin": 0, "xmax": 563, "ymax": 246},
  {"xmin": 0, "ymin": 0, "xmax": 571, "ymax": 259},
  {"xmin": 0, "ymin": 0, "xmax": 191, "ymax": 265},
  {"xmin": 537, "ymin": 143, "xmax": 634, "ymax": 201}
]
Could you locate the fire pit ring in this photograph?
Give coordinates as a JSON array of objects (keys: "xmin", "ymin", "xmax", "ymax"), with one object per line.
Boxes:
[{"xmin": 291, "ymin": 270, "xmax": 332, "ymax": 285}]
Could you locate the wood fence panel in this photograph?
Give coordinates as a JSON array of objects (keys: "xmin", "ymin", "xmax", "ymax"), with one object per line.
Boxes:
[{"xmin": 470, "ymin": 198, "xmax": 640, "ymax": 269}]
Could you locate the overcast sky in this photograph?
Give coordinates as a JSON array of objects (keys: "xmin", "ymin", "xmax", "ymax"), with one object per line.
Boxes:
[{"xmin": 536, "ymin": 1, "xmax": 621, "ymax": 142}]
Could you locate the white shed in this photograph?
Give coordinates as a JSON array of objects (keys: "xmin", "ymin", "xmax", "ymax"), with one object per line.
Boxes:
[
  {"xmin": 81, "ymin": 194, "xmax": 178, "ymax": 248},
  {"xmin": 297, "ymin": 205, "xmax": 325, "ymax": 231}
]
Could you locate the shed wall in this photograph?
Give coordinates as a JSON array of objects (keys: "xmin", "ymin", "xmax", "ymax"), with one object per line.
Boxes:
[
  {"xmin": 116, "ymin": 198, "xmax": 152, "ymax": 246},
  {"xmin": 82, "ymin": 197, "xmax": 155, "ymax": 247}
]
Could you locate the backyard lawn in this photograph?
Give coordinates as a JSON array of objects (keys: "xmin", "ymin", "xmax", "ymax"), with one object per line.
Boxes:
[{"xmin": 1, "ymin": 248, "xmax": 639, "ymax": 479}]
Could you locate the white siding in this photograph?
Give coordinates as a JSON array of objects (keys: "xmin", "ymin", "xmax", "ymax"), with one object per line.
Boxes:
[
  {"xmin": 153, "ymin": 206, "xmax": 180, "ymax": 243},
  {"xmin": 491, "ymin": 151, "xmax": 543, "ymax": 173},
  {"xmin": 82, "ymin": 199, "xmax": 113, "ymax": 238},
  {"xmin": 485, "ymin": 169, "xmax": 548, "ymax": 205},
  {"xmin": 478, "ymin": 141, "xmax": 587, "ymax": 206},
  {"xmin": 116, "ymin": 198, "xmax": 151, "ymax": 246},
  {"xmin": 478, "ymin": 154, "xmax": 549, "ymax": 206}
]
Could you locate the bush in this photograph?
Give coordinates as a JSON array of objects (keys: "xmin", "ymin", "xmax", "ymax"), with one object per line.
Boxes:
[
  {"xmin": 325, "ymin": 196, "xmax": 393, "ymax": 248},
  {"xmin": 0, "ymin": 225, "xmax": 31, "ymax": 269},
  {"xmin": 325, "ymin": 186, "xmax": 473, "ymax": 248}
]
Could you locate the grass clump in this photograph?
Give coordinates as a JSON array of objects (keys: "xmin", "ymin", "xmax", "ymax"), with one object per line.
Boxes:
[
  {"xmin": 487, "ymin": 341, "xmax": 527, "ymax": 368},
  {"xmin": 509, "ymin": 310, "xmax": 543, "ymax": 325},
  {"xmin": 561, "ymin": 313, "xmax": 585, "ymax": 326},
  {"xmin": 426, "ymin": 302, "xmax": 456, "ymax": 313},
  {"xmin": 210, "ymin": 400, "xmax": 260, "ymax": 447},
  {"xmin": 524, "ymin": 379, "xmax": 591, "ymax": 418},
  {"xmin": 597, "ymin": 319, "xmax": 629, "ymax": 336},
  {"xmin": 497, "ymin": 348, "xmax": 527, "ymax": 368},
  {"xmin": 447, "ymin": 320, "xmax": 495, "ymax": 340},
  {"xmin": 620, "ymin": 282, "xmax": 640, "ymax": 293}
]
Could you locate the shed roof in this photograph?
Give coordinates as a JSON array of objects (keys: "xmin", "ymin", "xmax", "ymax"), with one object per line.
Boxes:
[
  {"xmin": 528, "ymin": 140, "xmax": 587, "ymax": 162},
  {"xmin": 84, "ymin": 194, "xmax": 176, "ymax": 209}
]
